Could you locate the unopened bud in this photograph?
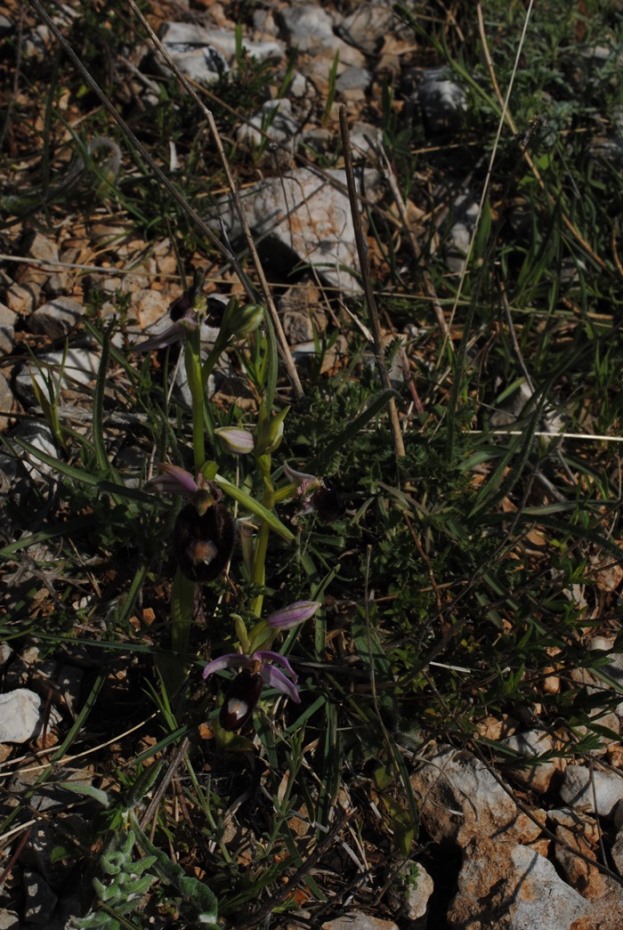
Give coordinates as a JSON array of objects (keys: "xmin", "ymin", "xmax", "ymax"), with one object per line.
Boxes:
[
  {"xmin": 267, "ymin": 600, "xmax": 321, "ymax": 630},
  {"xmin": 256, "ymin": 407, "xmax": 289, "ymax": 455},
  {"xmin": 215, "ymin": 426, "xmax": 255, "ymax": 455}
]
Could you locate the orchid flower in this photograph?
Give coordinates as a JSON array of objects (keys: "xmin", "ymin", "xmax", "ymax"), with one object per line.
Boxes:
[
  {"xmin": 203, "ymin": 600, "xmax": 320, "ymax": 730},
  {"xmin": 203, "ymin": 650, "xmax": 300, "ymax": 730},
  {"xmin": 146, "ymin": 464, "xmax": 235, "ymax": 583}
]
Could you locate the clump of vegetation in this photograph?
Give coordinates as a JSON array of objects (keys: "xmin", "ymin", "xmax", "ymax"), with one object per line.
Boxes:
[{"xmin": 1, "ymin": 1, "xmax": 622, "ymax": 927}]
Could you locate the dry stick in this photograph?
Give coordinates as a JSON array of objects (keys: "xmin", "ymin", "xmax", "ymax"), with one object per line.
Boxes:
[
  {"xmin": 375, "ymin": 141, "xmax": 452, "ymax": 347},
  {"xmin": 476, "ymin": 1, "xmax": 607, "ymax": 271},
  {"xmin": 468, "ymin": 741, "xmax": 623, "ymax": 889},
  {"xmin": 125, "ymin": 0, "xmax": 303, "ymax": 400},
  {"xmin": 338, "ymin": 106, "xmax": 405, "ymax": 461},
  {"xmin": 28, "ymin": 0, "xmax": 303, "ymax": 401}
]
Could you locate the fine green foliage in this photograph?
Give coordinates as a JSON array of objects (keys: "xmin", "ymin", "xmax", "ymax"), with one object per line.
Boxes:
[{"xmin": 2, "ymin": 0, "xmax": 623, "ymax": 926}]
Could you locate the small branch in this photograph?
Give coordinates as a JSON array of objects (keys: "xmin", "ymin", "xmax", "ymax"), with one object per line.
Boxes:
[
  {"xmin": 126, "ymin": 0, "xmax": 303, "ymax": 401},
  {"xmin": 338, "ymin": 105, "xmax": 405, "ymax": 461}
]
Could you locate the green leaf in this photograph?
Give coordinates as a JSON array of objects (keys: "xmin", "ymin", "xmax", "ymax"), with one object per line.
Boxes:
[
  {"xmin": 215, "ymin": 475, "xmax": 294, "ymax": 542},
  {"xmin": 308, "ymin": 388, "xmax": 399, "ymax": 471}
]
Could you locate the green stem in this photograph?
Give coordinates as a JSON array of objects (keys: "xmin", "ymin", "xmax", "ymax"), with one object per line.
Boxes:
[
  {"xmin": 250, "ymin": 454, "xmax": 274, "ymax": 617},
  {"xmin": 160, "ymin": 566, "xmax": 196, "ymax": 699},
  {"xmin": 185, "ymin": 335, "xmax": 206, "ymax": 475}
]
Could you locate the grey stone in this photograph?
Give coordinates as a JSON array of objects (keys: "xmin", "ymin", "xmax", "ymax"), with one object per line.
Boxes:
[
  {"xmin": 0, "ymin": 15, "xmax": 14, "ymax": 37},
  {"xmin": 157, "ymin": 23, "xmax": 230, "ymax": 86},
  {"xmin": 0, "ymin": 642, "xmax": 13, "ymax": 666},
  {"xmin": 207, "ymin": 166, "xmax": 382, "ymax": 293},
  {"xmin": 21, "ymin": 229, "xmax": 59, "ymax": 265},
  {"xmin": 5, "ymin": 280, "xmax": 40, "ymax": 314},
  {"xmin": 278, "ymin": 5, "xmax": 338, "ymax": 53},
  {"xmin": 28, "ymin": 296, "xmax": 84, "ymax": 339},
  {"xmin": 15, "ymin": 347, "xmax": 101, "ymax": 408},
  {"xmin": 278, "ymin": 5, "xmax": 364, "ymax": 67},
  {"xmin": 8, "ymin": 421, "xmax": 58, "ymax": 477},
  {"xmin": 237, "ymin": 98, "xmax": 299, "ymax": 149},
  {"xmin": 337, "ymin": 3, "xmax": 396, "ymax": 56},
  {"xmin": 403, "ymin": 862, "xmax": 434, "ymax": 920},
  {"xmin": 445, "ymin": 195, "xmax": 480, "ymax": 274},
  {"xmin": 418, "ymin": 67, "xmax": 467, "ymax": 136},
  {"xmin": 335, "ymin": 66, "xmax": 372, "ymax": 94},
  {"xmin": 348, "ymin": 122, "xmax": 383, "ymax": 161},
  {"xmin": 501, "ymin": 729, "xmax": 560, "ymax": 793},
  {"xmin": 560, "ymin": 764, "xmax": 623, "ymax": 817},
  {"xmin": 320, "ymin": 911, "xmax": 398, "ymax": 930},
  {"xmin": 0, "ymin": 689, "xmax": 42, "ymax": 743},
  {"xmin": 0, "ymin": 910, "xmax": 19, "ymax": 930},
  {"xmin": 612, "ymin": 827, "xmax": 623, "ymax": 876},
  {"xmin": 159, "ymin": 22, "xmax": 283, "ymax": 80},
  {"xmin": 0, "ymin": 325, "xmax": 14, "ymax": 355},
  {"xmin": 447, "ymin": 840, "xmax": 592, "ymax": 930},
  {"xmin": 0, "ymin": 370, "xmax": 14, "ymax": 432},
  {"xmin": 410, "ymin": 746, "xmax": 540, "ymax": 847}
]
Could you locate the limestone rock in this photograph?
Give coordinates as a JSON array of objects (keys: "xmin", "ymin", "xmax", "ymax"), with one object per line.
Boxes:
[
  {"xmin": 337, "ymin": 3, "xmax": 396, "ymax": 56},
  {"xmin": 502, "ymin": 729, "xmax": 562, "ymax": 793},
  {"xmin": 560, "ymin": 764, "xmax": 623, "ymax": 817},
  {"xmin": 403, "ymin": 863, "xmax": 434, "ymax": 921},
  {"xmin": 320, "ymin": 911, "xmax": 398, "ymax": 930},
  {"xmin": 0, "ymin": 371, "xmax": 15, "ymax": 432},
  {"xmin": 418, "ymin": 68, "xmax": 467, "ymax": 137},
  {"xmin": 278, "ymin": 5, "xmax": 364, "ymax": 67},
  {"xmin": 612, "ymin": 827, "xmax": 623, "ymax": 876},
  {"xmin": 28, "ymin": 296, "xmax": 84, "ymax": 339},
  {"xmin": 237, "ymin": 98, "xmax": 300, "ymax": 150},
  {"xmin": 410, "ymin": 746, "xmax": 541, "ymax": 847},
  {"xmin": 207, "ymin": 166, "xmax": 382, "ymax": 293},
  {"xmin": 0, "ymin": 689, "xmax": 42, "ymax": 743},
  {"xmin": 549, "ymin": 808, "xmax": 603, "ymax": 896},
  {"xmin": 0, "ymin": 910, "xmax": 19, "ymax": 930},
  {"xmin": 8, "ymin": 422, "xmax": 58, "ymax": 478},
  {"xmin": 447, "ymin": 839, "xmax": 592, "ymax": 930}
]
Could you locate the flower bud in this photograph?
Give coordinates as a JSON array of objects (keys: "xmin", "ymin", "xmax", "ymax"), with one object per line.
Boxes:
[
  {"xmin": 256, "ymin": 407, "xmax": 289, "ymax": 455},
  {"xmin": 221, "ymin": 299, "xmax": 264, "ymax": 340},
  {"xmin": 233, "ymin": 302, "xmax": 264, "ymax": 337},
  {"xmin": 267, "ymin": 600, "xmax": 321, "ymax": 630},
  {"xmin": 215, "ymin": 426, "xmax": 255, "ymax": 455}
]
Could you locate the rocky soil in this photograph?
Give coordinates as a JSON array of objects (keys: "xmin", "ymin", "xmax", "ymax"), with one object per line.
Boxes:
[{"xmin": 1, "ymin": 2, "xmax": 623, "ymax": 929}]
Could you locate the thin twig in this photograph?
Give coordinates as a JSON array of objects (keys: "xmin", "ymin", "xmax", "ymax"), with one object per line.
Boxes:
[
  {"xmin": 476, "ymin": 1, "xmax": 607, "ymax": 271},
  {"xmin": 375, "ymin": 140, "xmax": 451, "ymax": 346},
  {"xmin": 29, "ymin": 0, "xmax": 303, "ymax": 399},
  {"xmin": 338, "ymin": 105, "xmax": 405, "ymax": 461},
  {"xmin": 126, "ymin": 0, "xmax": 303, "ymax": 400},
  {"xmin": 138, "ymin": 736, "xmax": 190, "ymax": 831}
]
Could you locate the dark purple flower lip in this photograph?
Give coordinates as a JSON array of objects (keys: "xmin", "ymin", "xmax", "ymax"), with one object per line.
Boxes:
[
  {"xmin": 173, "ymin": 500, "xmax": 235, "ymax": 583},
  {"xmin": 219, "ymin": 667, "xmax": 263, "ymax": 731},
  {"xmin": 203, "ymin": 650, "xmax": 301, "ymax": 730}
]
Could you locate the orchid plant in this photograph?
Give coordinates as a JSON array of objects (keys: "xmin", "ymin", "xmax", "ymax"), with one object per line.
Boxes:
[{"xmin": 144, "ymin": 272, "xmax": 323, "ymax": 739}]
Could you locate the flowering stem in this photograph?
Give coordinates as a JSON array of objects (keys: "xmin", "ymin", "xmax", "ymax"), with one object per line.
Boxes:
[
  {"xmin": 250, "ymin": 453, "xmax": 274, "ymax": 617},
  {"xmin": 185, "ymin": 334, "xmax": 207, "ymax": 475},
  {"xmin": 159, "ymin": 566, "xmax": 196, "ymax": 697}
]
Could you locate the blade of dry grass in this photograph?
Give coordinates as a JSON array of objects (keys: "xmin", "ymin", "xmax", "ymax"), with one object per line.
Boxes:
[{"xmin": 339, "ymin": 105, "xmax": 405, "ymax": 462}]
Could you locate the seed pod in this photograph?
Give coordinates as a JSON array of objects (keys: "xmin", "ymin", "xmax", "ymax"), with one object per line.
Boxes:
[
  {"xmin": 219, "ymin": 668, "xmax": 263, "ymax": 731},
  {"xmin": 173, "ymin": 501, "xmax": 235, "ymax": 583}
]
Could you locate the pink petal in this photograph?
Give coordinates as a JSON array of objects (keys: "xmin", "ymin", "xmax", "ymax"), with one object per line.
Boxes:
[
  {"xmin": 261, "ymin": 665, "xmax": 301, "ymax": 703},
  {"xmin": 267, "ymin": 600, "xmax": 321, "ymax": 630},
  {"xmin": 202, "ymin": 653, "xmax": 251, "ymax": 679}
]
